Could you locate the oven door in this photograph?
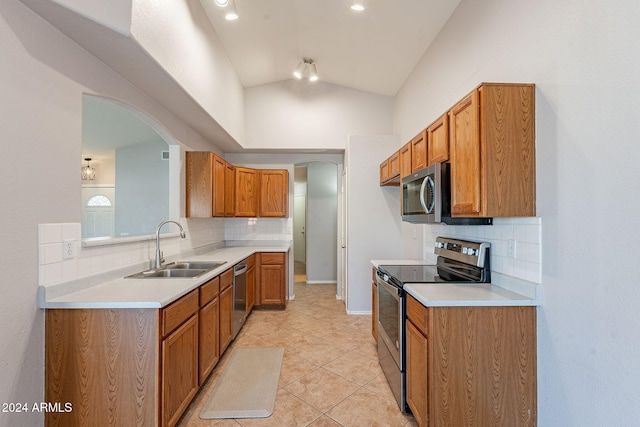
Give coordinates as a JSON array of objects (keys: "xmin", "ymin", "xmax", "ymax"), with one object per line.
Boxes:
[{"xmin": 377, "ymin": 274, "xmax": 404, "ymax": 370}]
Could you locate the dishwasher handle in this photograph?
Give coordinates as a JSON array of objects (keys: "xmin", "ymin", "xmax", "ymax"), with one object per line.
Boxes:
[{"xmin": 234, "ymin": 263, "xmax": 248, "ymax": 276}]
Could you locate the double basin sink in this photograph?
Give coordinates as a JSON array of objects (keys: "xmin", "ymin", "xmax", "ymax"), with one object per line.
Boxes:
[{"xmin": 126, "ymin": 261, "xmax": 226, "ymax": 279}]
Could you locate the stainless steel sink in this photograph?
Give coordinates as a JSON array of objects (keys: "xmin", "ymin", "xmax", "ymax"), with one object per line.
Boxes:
[
  {"xmin": 126, "ymin": 269, "xmax": 208, "ymax": 279},
  {"xmin": 164, "ymin": 261, "xmax": 226, "ymax": 270},
  {"xmin": 125, "ymin": 261, "xmax": 226, "ymax": 279}
]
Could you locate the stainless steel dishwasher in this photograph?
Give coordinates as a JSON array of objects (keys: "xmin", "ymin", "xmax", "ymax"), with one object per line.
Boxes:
[{"xmin": 232, "ymin": 260, "xmax": 248, "ymax": 339}]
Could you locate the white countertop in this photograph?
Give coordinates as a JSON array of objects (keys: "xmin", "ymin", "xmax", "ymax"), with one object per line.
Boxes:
[
  {"xmin": 39, "ymin": 245, "xmax": 289, "ymax": 309},
  {"xmin": 404, "ymin": 283, "xmax": 538, "ymax": 307},
  {"xmin": 371, "ymin": 259, "xmax": 540, "ymax": 307}
]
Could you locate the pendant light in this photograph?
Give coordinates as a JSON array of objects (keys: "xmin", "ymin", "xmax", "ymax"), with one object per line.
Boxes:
[{"xmin": 81, "ymin": 158, "xmax": 96, "ymax": 181}]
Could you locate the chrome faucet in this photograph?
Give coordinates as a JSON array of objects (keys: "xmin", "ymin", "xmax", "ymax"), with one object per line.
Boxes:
[{"xmin": 155, "ymin": 220, "xmax": 186, "ymax": 269}]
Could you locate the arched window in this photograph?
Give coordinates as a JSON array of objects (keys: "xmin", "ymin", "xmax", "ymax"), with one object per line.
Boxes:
[{"xmin": 86, "ymin": 195, "xmax": 113, "ymax": 207}]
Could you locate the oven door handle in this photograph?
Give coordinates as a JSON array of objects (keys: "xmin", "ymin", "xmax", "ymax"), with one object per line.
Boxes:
[{"xmin": 378, "ymin": 277, "xmax": 401, "ymax": 299}]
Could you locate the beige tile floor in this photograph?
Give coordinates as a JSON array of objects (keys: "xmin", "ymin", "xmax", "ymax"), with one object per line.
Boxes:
[{"xmin": 176, "ymin": 281, "xmax": 418, "ymax": 427}]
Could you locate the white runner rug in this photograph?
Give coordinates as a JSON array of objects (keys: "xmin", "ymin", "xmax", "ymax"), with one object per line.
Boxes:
[{"xmin": 199, "ymin": 347, "xmax": 284, "ymax": 419}]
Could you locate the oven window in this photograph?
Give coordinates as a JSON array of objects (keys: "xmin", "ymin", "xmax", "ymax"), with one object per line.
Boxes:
[{"xmin": 378, "ymin": 283, "xmax": 400, "ymax": 349}]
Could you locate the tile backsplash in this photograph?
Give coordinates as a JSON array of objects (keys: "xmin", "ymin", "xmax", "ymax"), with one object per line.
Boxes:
[
  {"xmin": 38, "ymin": 217, "xmax": 293, "ymax": 286},
  {"xmin": 424, "ymin": 217, "xmax": 542, "ymax": 283}
]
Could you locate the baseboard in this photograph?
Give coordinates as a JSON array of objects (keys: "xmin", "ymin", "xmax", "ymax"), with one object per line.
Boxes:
[
  {"xmin": 305, "ymin": 280, "xmax": 337, "ymax": 285},
  {"xmin": 346, "ymin": 310, "xmax": 372, "ymax": 315}
]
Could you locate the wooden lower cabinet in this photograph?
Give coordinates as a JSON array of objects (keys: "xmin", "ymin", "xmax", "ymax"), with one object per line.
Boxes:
[
  {"xmin": 198, "ymin": 276, "xmax": 220, "ymax": 385},
  {"xmin": 406, "ymin": 295, "xmax": 537, "ymax": 427},
  {"xmin": 256, "ymin": 252, "xmax": 287, "ymax": 308},
  {"xmin": 406, "ymin": 320, "xmax": 428, "ymax": 426},
  {"xmin": 162, "ymin": 314, "xmax": 199, "ymax": 427},
  {"xmin": 219, "ymin": 273, "xmax": 234, "ymax": 355},
  {"xmin": 45, "ymin": 309, "xmax": 159, "ymax": 426}
]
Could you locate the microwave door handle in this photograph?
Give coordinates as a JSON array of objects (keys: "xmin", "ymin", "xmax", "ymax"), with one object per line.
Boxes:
[{"xmin": 419, "ymin": 176, "xmax": 434, "ymax": 214}]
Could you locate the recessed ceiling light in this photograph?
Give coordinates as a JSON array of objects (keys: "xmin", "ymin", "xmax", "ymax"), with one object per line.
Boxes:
[
  {"xmin": 214, "ymin": 0, "xmax": 228, "ymax": 6},
  {"xmin": 351, "ymin": 1, "xmax": 365, "ymax": 11}
]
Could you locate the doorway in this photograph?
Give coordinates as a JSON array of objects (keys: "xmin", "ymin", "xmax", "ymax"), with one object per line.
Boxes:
[{"xmin": 293, "ymin": 162, "xmax": 339, "ymax": 293}]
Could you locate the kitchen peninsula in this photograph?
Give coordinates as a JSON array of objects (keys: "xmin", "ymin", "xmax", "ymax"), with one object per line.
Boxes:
[{"xmin": 40, "ymin": 243, "xmax": 289, "ymax": 427}]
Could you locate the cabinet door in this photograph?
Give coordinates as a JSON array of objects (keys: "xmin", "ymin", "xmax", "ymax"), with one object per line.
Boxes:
[
  {"xmin": 388, "ymin": 151, "xmax": 400, "ymax": 179},
  {"xmin": 449, "ymin": 90, "xmax": 482, "ymax": 216},
  {"xmin": 235, "ymin": 167, "xmax": 258, "ymax": 217},
  {"xmin": 399, "ymin": 142, "xmax": 412, "ymax": 178},
  {"xmin": 219, "ymin": 285, "xmax": 233, "ymax": 354},
  {"xmin": 411, "ymin": 130, "xmax": 428, "ymax": 172},
  {"xmin": 406, "ymin": 320, "xmax": 428, "ymax": 427},
  {"xmin": 224, "ymin": 162, "xmax": 235, "ymax": 217},
  {"xmin": 379, "ymin": 161, "xmax": 389, "ymax": 184},
  {"xmin": 213, "ymin": 154, "xmax": 226, "ymax": 217},
  {"xmin": 199, "ymin": 297, "xmax": 219, "ymax": 385},
  {"xmin": 259, "ymin": 169, "xmax": 289, "ymax": 217},
  {"xmin": 260, "ymin": 264, "xmax": 286, "ymax": 306},
  {"xmin": 162, "ymin": 314, "xmax": 199, "ymax": 427},
  {"xmin": 427, "ymin": 113, "xmax": 449, "ymax": 164},
  {"xmin": 186, "ymin": 152, "xmax": 213, "ymax": 218}
]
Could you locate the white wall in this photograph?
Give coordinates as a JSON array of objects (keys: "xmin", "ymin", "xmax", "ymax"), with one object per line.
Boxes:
[
  {"xmin": 0, "ymin": 2, "xmax": 223, "ymax": 424},
  {"xmin": 305, "ymin": 162, "xmax": 338, "ymax": 284},
  {"xmin": 394, "ymin": 0, "xmax": 640, "ymax": 424},
  {"xmin": 345, "ymin": 135, "xmax": 402, "ymax": 313},
  {"xmin": 244, "ymin": 79, "xmax": 394, "ymax": 150},
  {"xmin": 130, "ymin": 0, "xmax": 245, "ymax": 144}
]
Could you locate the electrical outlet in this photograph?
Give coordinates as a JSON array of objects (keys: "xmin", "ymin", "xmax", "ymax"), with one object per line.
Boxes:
[
  {"xmin": 507, "ymin": 239, "xmax": 516, "ymax": 258},
  {"xmin": 62, "ymin": 240, "xmax": 75, "ymax": 260}
]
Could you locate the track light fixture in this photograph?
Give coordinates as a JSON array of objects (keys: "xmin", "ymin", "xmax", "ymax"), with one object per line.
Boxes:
[
  {"xmin": 213, "ymin": 0, "xmax": 238, "ymax": 20},
  {"xmin": 293, "ymin": 58, "xmax": 319, "ymax": 82}
]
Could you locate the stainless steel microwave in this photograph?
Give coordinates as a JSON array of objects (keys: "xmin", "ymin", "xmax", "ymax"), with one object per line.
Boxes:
[{"xmin": 401, "ymin": 163, "xmax": 493, "ymax": 225}]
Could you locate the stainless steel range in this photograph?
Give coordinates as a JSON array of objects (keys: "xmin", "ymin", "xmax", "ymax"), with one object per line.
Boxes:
[{"xmin": 376, "ymin": 237, "xmax": 491, "ymax": 412}]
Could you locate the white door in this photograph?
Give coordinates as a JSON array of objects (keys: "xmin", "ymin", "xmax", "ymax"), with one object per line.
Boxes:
[
  {"xmin": 293, "ymin": 194, "xmax": 307, "ymax": 264},
  {"xmin": 341, "ymin": 166, "xmax": 348, "ymax": 305},
  {"xmin": 82, "ymin": 186, "xmax": 115, "ymax": 238}
]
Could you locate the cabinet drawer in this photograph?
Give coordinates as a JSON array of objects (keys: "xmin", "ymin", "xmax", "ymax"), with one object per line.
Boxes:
[
  {"xmin": 162, "ymin": 289, "xmax": 199, "ymax": 338},
  {"xmin": 260, "ymin": 252, "xmax": 285, "ymax": 265},
  {"xmin": 406, "ymin": 295, "xmax": 428, "ymax": 336},
  {"xmin": 220, "ymin": 268, "xmax": 234, "ymax": 291},
  {"xmin": 200, "ymin": 276, "xmax": 220, "ymax": 307}
]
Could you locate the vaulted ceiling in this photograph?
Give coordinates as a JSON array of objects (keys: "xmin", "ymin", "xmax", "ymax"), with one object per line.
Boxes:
[{"xmin": 200, "ymin": 0, "xmax": 461, "ymax": 96}]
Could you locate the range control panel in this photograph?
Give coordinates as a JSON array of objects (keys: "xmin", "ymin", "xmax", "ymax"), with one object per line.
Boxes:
[{"xmin": 434, "ymin": 237, "xmax": 490, "ymax": 267}]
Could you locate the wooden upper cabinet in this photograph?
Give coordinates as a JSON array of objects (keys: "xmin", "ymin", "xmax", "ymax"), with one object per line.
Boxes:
[
  {"xmin": 427, "ymin": 112, "xmax": 449, "ymax": 164},
  {"xmin": 213, "ymin": 155, "xmax": 226, "ymax": 217},
  {"xmin": 411, "ymin": 130, "xmax": 428, "ymax": 172},
  {"xmin": 186, "ymin": 152, "xmax": 213, "ymax": 218},
  {"xmin": 224, "ymin": 162, "xmax": 235, "ymax": 217},
  {"xmin": 449, "ymin": 90, "xmax": 482, "ymax": 216},
  {"xmin": 259, "ymin": 169, "xmax": 289, "ymax": 217},
  {"xmin": 380, "ymin": 151, "xmax": 401, "ymax": 186},
  {"xmin": 379, "ymin": 161, "xmax": 389, "ymax": 184},
  {"xmin": 399, "ymin": 142, "xmax": 412, "ymax": 178},
  {"xmin": 234, "ymin": 167, "xmax": 258, "ymax": 217},
  {"xmin": 449, "ymin": 83, "xmax": 536, "ymax": 218},
  {"xmin": 186, "ymin": 152, "xmax": 225, "ymax": 218}
]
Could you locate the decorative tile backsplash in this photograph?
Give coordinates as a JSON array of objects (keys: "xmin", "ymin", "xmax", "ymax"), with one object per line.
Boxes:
[
  {"xmin": 423, "ymin": 217, "xmax": 542, "ymax": 283},
  {"xmin": 38, "ymin": 217, "xmax": 293, "ymax": 286}
]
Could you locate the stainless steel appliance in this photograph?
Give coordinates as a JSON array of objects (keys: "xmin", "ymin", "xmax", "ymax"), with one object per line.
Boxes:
[
  {"xmin": 401, "ymin": 162, "xmax": 493, "ymax": 225},
  {"xmin": 232, "ymin": 260, "xmax": 248, "ymax": 339},
  {"xmin": 376, "ymin": 237, "xmax": 491, "ymax": 412}
]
